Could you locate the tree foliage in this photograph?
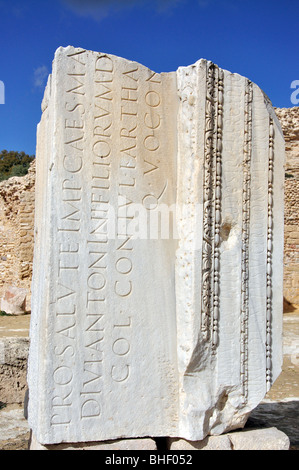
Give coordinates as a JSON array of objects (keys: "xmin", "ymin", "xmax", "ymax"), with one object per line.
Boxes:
[{"xmin": 0, "ymin": 150, "xmax": 35, "ymax": 182}]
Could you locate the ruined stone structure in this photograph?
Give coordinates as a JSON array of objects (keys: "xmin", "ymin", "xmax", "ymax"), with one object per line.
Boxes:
[
  {"xmin": 27, "ymin": 47, "xmax": 285, "ymax": 447},
  {"xmin": 0, "ymin": 160, "xmax": 35, "ymax": 308},
  {"xmin": 275, "ymin": 107, "xmax": 299, "ymax": 306}
]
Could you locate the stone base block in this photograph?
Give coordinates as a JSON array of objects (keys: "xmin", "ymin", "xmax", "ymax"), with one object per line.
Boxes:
[
  {"xmin": 168, "ymin": 434, "xmax": 232, "ymax": 450},
  {"xmin": 29, "ymin": 432, "xmax": 157, "ymax": 450},
  {"xmin": 228, "ymin": 427, "xmax": 290, "ymax": 450},
  {"xmin": 31, "ymin": 427, "xmax": 290, "ymax": 451},
  {"xmin": 168, "ymin": 427, "xmax": 290, "ymax": 450}
]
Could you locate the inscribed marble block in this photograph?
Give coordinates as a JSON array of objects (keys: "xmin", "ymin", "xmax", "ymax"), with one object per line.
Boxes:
[{"xmin": 27, "ymin": 46, "xmax": 285, "ymax": 445}]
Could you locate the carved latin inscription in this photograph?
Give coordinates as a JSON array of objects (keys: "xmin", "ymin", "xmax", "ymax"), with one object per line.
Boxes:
[
  {"xmin": 29, "ymin": 47, "xmax": 178, "ymax": 444},
  {"xmin": 28, "ymin": 48, "xmax": 284, "ymax": 445}
]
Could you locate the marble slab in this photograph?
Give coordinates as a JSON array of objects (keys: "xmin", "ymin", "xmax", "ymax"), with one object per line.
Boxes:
[{"xmin": 27, "ymin": 47, "xmax": 285, "ymax": 445}]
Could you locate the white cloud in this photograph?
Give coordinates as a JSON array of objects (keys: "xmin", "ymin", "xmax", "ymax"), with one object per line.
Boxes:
[
  {"xmin": 33, "ymin": 65, "xmax": 49, "ymax": 90},
  {"xmin": 61, "ymin": 0, "xmax": 184, "ymax": 20},
  {"xmin": 61, "ymin": 0, "xmax": 137, "ymax": 19}
]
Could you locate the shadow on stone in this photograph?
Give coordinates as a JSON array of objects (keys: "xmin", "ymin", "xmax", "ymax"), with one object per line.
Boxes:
[
  {"xmin": 247, "ymin": 400, "xmax": 299, "ymax": 449},
  {"xmin": 283, "ymin": 297, "xmax": 297, "ymax": 313}
]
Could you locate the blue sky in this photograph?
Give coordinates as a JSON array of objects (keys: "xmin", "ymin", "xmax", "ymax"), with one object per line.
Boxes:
[{"xmin": 0, "ymin": 0, "xmax": 298, "ymax": 155}]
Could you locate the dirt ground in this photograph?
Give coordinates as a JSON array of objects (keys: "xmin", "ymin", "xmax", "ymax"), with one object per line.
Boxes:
[
  {"xmin": 0, "ymin": 314, "xmax": 30, "ymax": 338},
  {"xmin": 0, "ymin": 309, "xmax": 298, "ymax": 450}
]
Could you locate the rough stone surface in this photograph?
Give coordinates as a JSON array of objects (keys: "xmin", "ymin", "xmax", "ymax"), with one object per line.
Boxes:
[
  {"xmin": 276, "ymin": 107, "xmax": 299, "ymax": 306},
  {"xmin": 0, "ymin": 407, "xmax": 30, "ymax": 450},
  {"xmin": 28, "ymin": 46, "xmax": 285, "ymax": 446},
  {"xmin": 0, "ymin": 337, "xmax": 29, "ymax": 404},
  {"xmin": 275, "ymin": 107, "xmax": 299, "ymax": 170},
  {"xmin": 0, "ymin": 160, "xmax": 35, "ymax": 304}
]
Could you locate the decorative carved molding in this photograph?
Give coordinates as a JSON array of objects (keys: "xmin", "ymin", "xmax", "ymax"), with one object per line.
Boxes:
[
  {"xmin": 212, "ymin": 68, "xmax": 224, "ymax": 351},
  {"xmin": 266, "ymin": 117, "xmax": 274, "ymax": 391},
  {"xmin": 201, "ymin": 62, "xmax": 215, "ymax": 341},
  {"xmin": 240, "ymin": 79, "xmax": 253, "ymax": 402},
  {"xmin": 201, "ymin": 62, "xmax": 223, "ymax": 351}
]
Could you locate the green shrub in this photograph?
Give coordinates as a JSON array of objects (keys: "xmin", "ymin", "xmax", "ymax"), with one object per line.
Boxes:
[{"xmin": 0, "ymin": 150, "xmax": 35, "ymax": 182}]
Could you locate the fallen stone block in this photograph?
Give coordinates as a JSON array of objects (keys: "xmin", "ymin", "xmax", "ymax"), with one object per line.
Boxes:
[
  {"xmin": 1, "ymin": 286, "xmax": 27, "ymax": 315},
  {"xmin": 27, "ymin": 46, "xmax": 285, "ymax": 446}
]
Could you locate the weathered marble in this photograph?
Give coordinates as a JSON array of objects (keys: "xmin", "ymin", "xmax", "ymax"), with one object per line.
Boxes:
[{"xmin": 27, "ymin": 46, "xmax": 284, "ymax": 446}]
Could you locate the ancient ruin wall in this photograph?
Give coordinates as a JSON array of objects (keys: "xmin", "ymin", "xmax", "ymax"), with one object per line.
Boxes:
[
  {"xmin": 0, "ymin": 160, "xmax": 35, "ymax": 307},
  {"xmin": 275, "ymin": 107, "xmax": 299, "ymax": 306}
]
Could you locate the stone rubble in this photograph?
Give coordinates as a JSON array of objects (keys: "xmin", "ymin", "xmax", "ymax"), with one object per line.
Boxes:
[{"xmin": 1, "ymin": 286, "xmax": 27, "ymax": 315}]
